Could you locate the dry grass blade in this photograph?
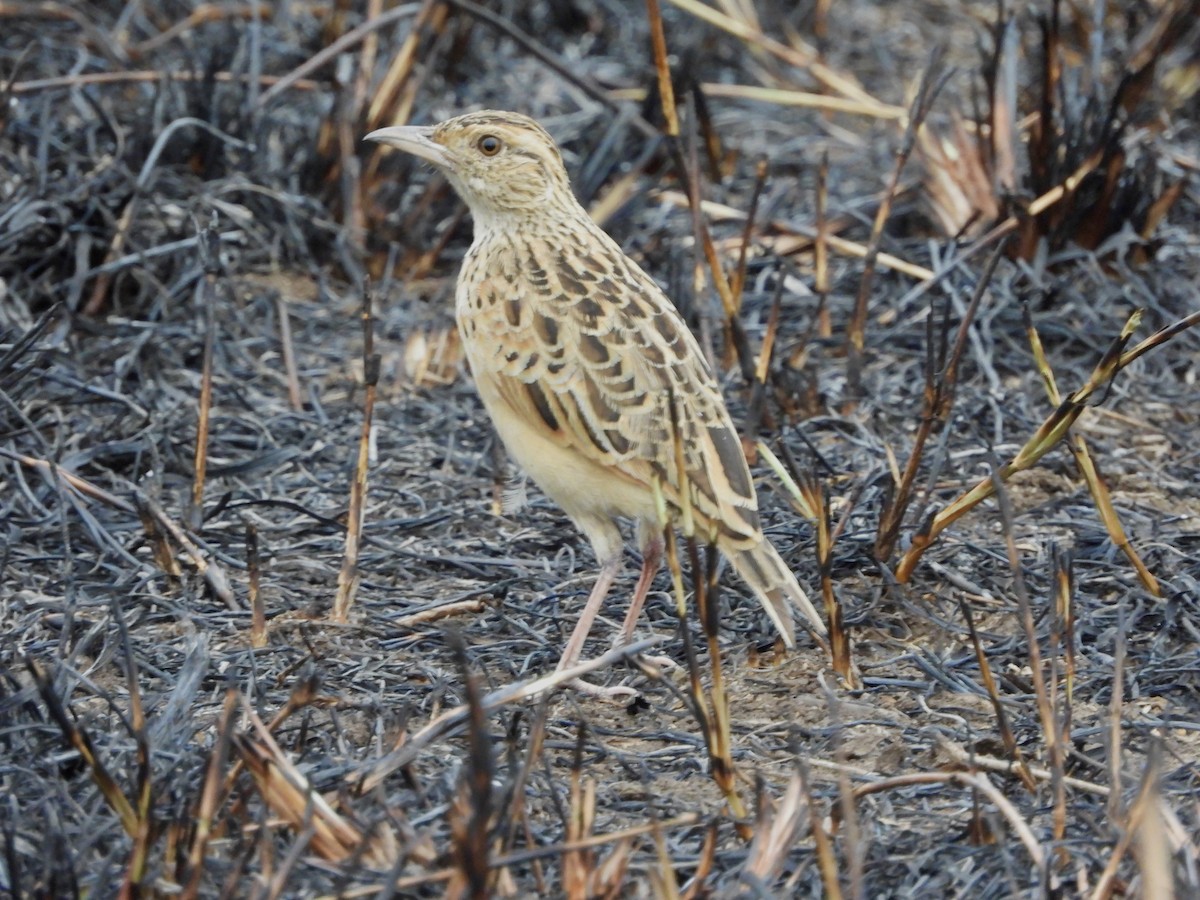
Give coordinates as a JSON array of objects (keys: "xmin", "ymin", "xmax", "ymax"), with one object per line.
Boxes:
[
  {"xmin": 672, "ymin": 96, "xmax": 757, "ymax": 382},
  {"xmin": 653, "ymin": 188, "xmax": 937, "ymax": 281},
  {"xmin": 1024, "ymin": 304, "xmax": 1161, "ymax": 595},
  {"xmin": 1134, "ymin": 763, "xmax": 1175, "ymax": 900},
  {"xmin": 665, "ymin": 0, "xmax": 896, "ymax": 114},
  {"xmin": 990, "ymin": 462, "xmax": 1066, "ymax": 880},
  {"xmin": 7, "ymin": 67, "xmax": 321, "ymax": 95},
  {"xmin": 1107, "ymin": 609, "xmax": 1127, "ymax": 826},
  {"xmin": 563, "ymin": 726, "xmax": 595, "ymax": 899},
  {"xmin": 135, "ymin": 499, "xmax": 182, "ymax": 580},
  {"xmin": 814, "ymin": 151, "xmax": 831, "ymax": 338},
  {"xmin": 1118, "ymin": 308, "xmax": 1200, "ymax": 368},
  {"xmin": 26, "ymin": 657, "xmax": 138, "ymax": 837},
  {"xmin": 1051, "ymin": 546, "xmax": 1075, "ymax": 735},
  {"xmin": 697, "ymin": 543, "xmax": 747, "ymax": 824},
  {"xmin": 730, "ymin": 156, "xmax": 769, "ymax": 311},
  {"xmin": 938, "ymin": 739, "xmax": 1110, "ymax": 797},
  {"xmin": 136, "ymin": 488, "xmax": 235, "ymax": 605},
  {"xmin": 190, "ymin": 220, "xmax": 220, "ymax": 531},
  {"xmin": 1, "ymin": 449, "xmax": 135, "ymax": 513},
  {"xmin": 798, "ymin": 763, "xmax": 842, "ymax": 900},
  {"xmin": 648, "ymin": 811, "xmax": 682, "ymax": 900},
  {"xmin": 916, "ymin": 15, "xmax": 1016, "ymax": 238},
  {"xmin": 367, "ymin": 1, "xmax": 449, "ymax": 129},
  {"xmin": 235, "ymin": 699, "xmax": 399, "ymax": 870},
  {"xmin": 333, "ymin": 283, "xmax": 380, "ymax": 622},
  {"xmin": 896, "ymin": 147, "xmax": 1105, "ymax": 310},
  {"xmin": 657, "ymin": 397, "xmax": 746, "ymax": 822},
  {"xmin": 755, "ymin": 442, "xmax": 817, "ymax": 523},
  {"xmin": 679, "ymin": 824, "xmax": 717, "ymax": 900},
  {"xmin": 897, "ymin": 310, "xmax": 1143, "ymax": 582},
  {"xmin": 742, "ymin": 273, "xmax": 783, "ymax": 462},
  {"xmin": 393, "ymin": 596, "xmax": 491, "ymax": 627},
  {"xmin": 822, "ymin": 674, "xmax": 863, "ymax": 896},
  {"xmin": 255, "ymin": 3, "xmax": 423, "ymax": 109},
  {"xmin": 956, "ymin": 598, "xmax": 1037, "ymax": 792},
  {"xmin": 740, "ymin": 769, "xmax": 810, "ymax": 887},
  {"xmin": 441, "ymin": 0, "xmax": 656, "ymax": 137},
  {"xmin": 247, "ymin": 523, "xmax": 266, "ymax": 648},
  {"xmin": 338, "ymin": 815, "xmax": 701, "ymax": 899},
  {"xmin": 1092, "ymin": 745, "xmax": 1166, "ymax": 900},
  {"xmin": 854, "ymin": 770, "xmax": 1047, "ymax": 878},
  {"xmin": 273, "ymin": 292, "xmax": 304, "ymax": 412},
  {"xmin": 696, "ymin": 82, "xmax": 905, "ymax": 119},
  {"xmin": 110, "ymin": 598, "xmax": 153, "ymax": 892}
]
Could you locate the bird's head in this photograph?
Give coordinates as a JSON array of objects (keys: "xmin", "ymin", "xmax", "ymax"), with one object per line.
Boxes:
[{"xmin": 365, "ymin": 111, "xmax": 575, "ymax": 224}]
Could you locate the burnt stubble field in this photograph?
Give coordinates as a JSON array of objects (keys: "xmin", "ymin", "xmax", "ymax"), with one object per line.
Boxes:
[{"xmin": 1, "ymin": 1, "xmax": 1199, "ymax": 897}]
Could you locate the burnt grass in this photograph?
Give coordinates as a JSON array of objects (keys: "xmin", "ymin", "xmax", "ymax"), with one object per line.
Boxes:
[{"xmin": 2, "ymin": 1, "xmax": 1199, "ymax": 897}]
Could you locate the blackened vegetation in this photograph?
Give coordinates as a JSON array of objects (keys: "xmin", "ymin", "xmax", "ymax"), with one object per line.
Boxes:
[{"xmin": 1, "ymin": 1, "xmax": 1199, "ymax": 898}]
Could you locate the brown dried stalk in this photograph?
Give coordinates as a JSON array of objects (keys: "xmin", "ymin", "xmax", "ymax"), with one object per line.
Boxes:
[
  {"xmin": 730, "ymin": 156, "xmax": 769, "ymax": 310},
  {"xmin": 445, "ymin": 631, "xmax": 493, "ymax": 899},
  {"xmin": 179, "ymin": 689, "xmax": 238, "ymax": 900},
  {"xmin": 333, "ymin": 283, "xmax": 380, "ymax": 622},
  {"xmin": 26, "ymin": 658, "xmax": 138, "ymax": 837},
  {"xmin": 274, "ymin": 293, "xmax": 303, "ymax": 412},
  {"xmin": 190, "ymin": 221, "xmax": 220, "ymax": 531},
  {"xmin": 665, "ymin": 0, "xmax": 897, "ymax": 115},
  {"xmin": 235, "ymin": 703, "xmax": 399, "ymax": 870},
  {"xmin": 112, "ymin": 599, "xmax": 153, "ymax": 893},
  {"xmin": 247, "ymin": 523, "xmax": 266, "ymax": 649},
  {"xmin": 874, "ymin": 242, "xmax": 1005, "ymax": 562},
  {"xmin": 956, "ymin": 598, "xmax": 1037, "ymax": 792},
  {"xmin": 845, "ymin": 49, "xmax": 948, "ymax": 404},
  {"xmin": 801, "ymin": 475, "xmax": 852, "ymax": 683},
  {"xmin": 645, "ymin": 0, "xmax": 679, "ymax": 138},
  {"xmin": 815, "ymin": 151, "xmax": 831, "ymax": 338}
]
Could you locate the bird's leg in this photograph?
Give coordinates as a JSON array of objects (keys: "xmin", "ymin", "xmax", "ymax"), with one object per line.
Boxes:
[
  {"xmin": 554, "ymin": 553, "xmax": 641, "ymax": 701},
  {"xmin": 616, "ymin": 533, "xmax": 664, "ymax": 648},
  {"xmin": 556, "ymin": 552, "xmax": 622, "ymax": 673},
  {"xmin": 613, "ymin": 533, "xmax": 676, "ymax": 671}
]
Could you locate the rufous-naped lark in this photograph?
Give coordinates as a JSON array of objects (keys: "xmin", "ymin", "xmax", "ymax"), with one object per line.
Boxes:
[{"xmin": 366, "ymin": 111, "xmax": 825, "ymax": 678}]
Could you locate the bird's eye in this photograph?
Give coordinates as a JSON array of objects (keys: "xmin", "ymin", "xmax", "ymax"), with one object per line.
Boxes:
[{"xmin": 477, "ymin": 135, "xmax": 502, "ymax": 156}]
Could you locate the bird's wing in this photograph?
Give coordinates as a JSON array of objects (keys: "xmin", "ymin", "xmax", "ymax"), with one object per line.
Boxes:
[{"xmin": 468, "ymin": 234, "xmax": 762, "ymax": 547}]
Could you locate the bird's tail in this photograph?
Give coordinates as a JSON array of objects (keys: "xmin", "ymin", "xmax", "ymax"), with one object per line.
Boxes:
[{"xmin": 727, "ymin": 540, "xmax": 827, "ymax": 647}]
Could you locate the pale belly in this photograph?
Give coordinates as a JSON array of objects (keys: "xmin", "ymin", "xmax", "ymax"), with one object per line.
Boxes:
[{"xmin": 474, "ymin": 376, "xmax": 658, "ymax": 527}]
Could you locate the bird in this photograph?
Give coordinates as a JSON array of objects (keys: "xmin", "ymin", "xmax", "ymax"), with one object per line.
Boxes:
[{"xmin": 365, "ymin": 111, "xmax": 826, "ymax": 685}]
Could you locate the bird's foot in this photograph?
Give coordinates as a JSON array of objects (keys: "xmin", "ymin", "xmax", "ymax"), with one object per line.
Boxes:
[
  {"xmin": 611, "ymin": 635, "xmax": 678, "ymax": 673},
  {"xmin": 566, "ymin": 677, "xmax": 641, "ymax": 702},
  {"xmin": 631, "ymin": 652, "xmax": 679, "ymax": 672}
]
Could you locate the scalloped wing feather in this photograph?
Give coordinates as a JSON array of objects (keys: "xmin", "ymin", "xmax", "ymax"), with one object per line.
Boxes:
[{"xmin": 459, "ymin": 229, "xmax": 762, "ymax": 550}]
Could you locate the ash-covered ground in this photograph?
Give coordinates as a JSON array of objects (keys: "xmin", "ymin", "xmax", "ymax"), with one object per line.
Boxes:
[{"xmin": 1, "ymin": 1, "xmax": 1198, "ymax": 897}]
